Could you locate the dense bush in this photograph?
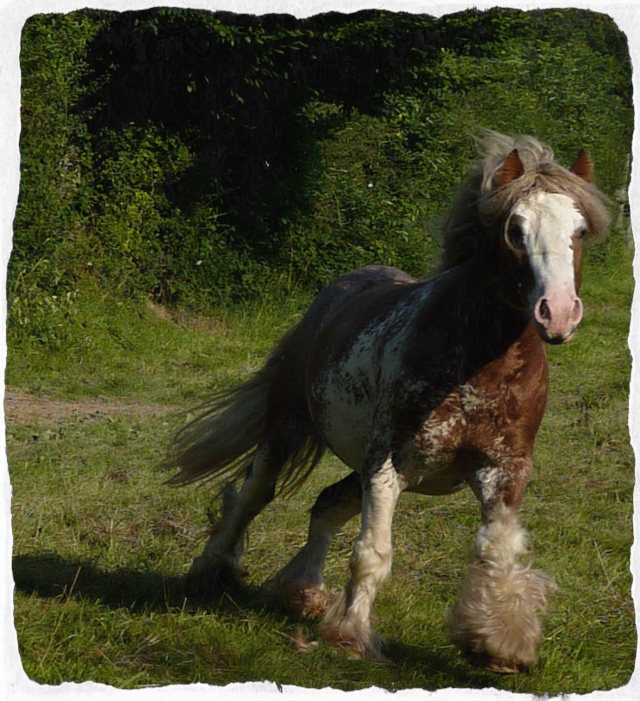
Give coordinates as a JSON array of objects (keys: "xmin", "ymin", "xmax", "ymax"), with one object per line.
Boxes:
[{"xmin": 10, "ymin": 8, "xmax": 633, "ymax": 351}]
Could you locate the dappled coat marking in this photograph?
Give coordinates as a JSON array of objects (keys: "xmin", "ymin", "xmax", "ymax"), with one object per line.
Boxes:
[{"xmin": 167, "ymin": 131, "xmax": 609, "ymax": 673}]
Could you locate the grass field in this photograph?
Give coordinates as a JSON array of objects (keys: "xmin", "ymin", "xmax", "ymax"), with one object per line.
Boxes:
[{"xmin": 6, "ymin": 240, "xmax": 637, "ymax": 695}]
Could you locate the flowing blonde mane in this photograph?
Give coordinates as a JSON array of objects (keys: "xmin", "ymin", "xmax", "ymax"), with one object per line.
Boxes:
[{"xmin": 440, "ymin": 130, "xmax": 611, "ymax": 270}]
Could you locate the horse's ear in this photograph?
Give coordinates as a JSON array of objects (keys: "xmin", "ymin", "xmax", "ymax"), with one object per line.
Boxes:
[
  {"xmin": 570, "ymin": 149, "xmax": 594, "ymax": 182},
  {"xmin": 496, "ymin": 149, "xmax": 524, "ymax": 186}
]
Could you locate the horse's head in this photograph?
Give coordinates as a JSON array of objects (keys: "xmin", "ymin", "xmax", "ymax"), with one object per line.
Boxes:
[{"xmin": 495, "ymin": 148, "xmax": 605, "ymax": 344}]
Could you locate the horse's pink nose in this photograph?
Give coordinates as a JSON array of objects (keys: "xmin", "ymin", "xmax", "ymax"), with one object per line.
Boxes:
[{"xmin": 534, "ymin": 294, "xmax": 583, "ymax": 343}]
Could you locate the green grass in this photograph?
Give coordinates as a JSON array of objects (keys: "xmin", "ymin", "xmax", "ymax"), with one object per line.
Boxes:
[
  {"xmin": 7, "ymin": 289, "xmax": 312, "ymax": 404},
  {"xmin": 6, "ymin": 240, "xmax": 636, "ymax": 693}
]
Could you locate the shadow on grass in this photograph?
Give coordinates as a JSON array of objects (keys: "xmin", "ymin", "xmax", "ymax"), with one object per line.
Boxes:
[
  {"xmin": 11, "ymin": 551, "xmax": 266, "ymax": 617},
  {"xmin": 12, "ymin": 551, "xmax": 502, "ymax": 689},
  {"xmin": 383, "ymin": 639, "xmax": 507, "ymax": 691}
]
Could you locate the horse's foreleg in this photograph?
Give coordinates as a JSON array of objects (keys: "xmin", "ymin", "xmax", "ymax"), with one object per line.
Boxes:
[
  {"xmin": 264, "ymin": 471, "xmax": 362, "ymax": 616},
  {"xmin": 187, "ymin": 442, "xmax": 282, "ymax": 595},
  {"xmin": 448, "ymin": 460, "xmax": 556, "ymax": 673},
  {"xmin": 320, "ymin": 455, "xmax": 401, "ymax": 658}
]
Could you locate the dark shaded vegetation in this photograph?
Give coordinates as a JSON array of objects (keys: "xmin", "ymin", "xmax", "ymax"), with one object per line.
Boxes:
[{"xmin": 11, "ymin": 7, "xmax": 632, "ymax": 350}]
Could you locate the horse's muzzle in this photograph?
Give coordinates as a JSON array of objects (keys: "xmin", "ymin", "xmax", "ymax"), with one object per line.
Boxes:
[{"xmin": 533, "ymin": 293, "xmax": 583, "ymax": 344}]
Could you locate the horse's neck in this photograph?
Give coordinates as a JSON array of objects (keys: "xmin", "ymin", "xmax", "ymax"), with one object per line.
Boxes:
[{"xmin": 439, "ymin": 258, "xmax": 542, "ymax": 366}]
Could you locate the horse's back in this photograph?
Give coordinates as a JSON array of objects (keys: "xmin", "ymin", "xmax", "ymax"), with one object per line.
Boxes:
[
  {"xmin": 265, "ymin": 265, "xmax": 416, "ymax": 425},
  {"xmin": 302, "ymin": 265, "xmax": 416, "ymax": 334},
  {"xmin": 283, "ymin": 265, "xmax": 415, "ymax": 373}
]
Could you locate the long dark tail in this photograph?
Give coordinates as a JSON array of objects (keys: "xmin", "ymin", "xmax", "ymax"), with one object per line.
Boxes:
[{"xmin": 166, "ymin": 332, "xmax": 326, "ymax": 494}]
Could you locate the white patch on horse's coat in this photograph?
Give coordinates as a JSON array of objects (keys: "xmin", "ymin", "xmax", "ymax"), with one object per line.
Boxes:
[
  {"xmin": 315, "ymin": 331, "xmax": 378, "ymax": 470},
  {"xmin": 399, "ymin": 382, "xmax": 501, "ymax": 495},
  {"xmin": 459, "ymin": 383, "xmax": 487, "ymax": 412},
  {"xmin": 475, "ymin": 506, "xmax": 529, "ymax": 561},
  {"xmin": 472, "ymin": 464, "xmax": 507, "ymax": 509},
  {"xmin": 316, "ymin": 282, "xmax": 437, "ymax": 471}
]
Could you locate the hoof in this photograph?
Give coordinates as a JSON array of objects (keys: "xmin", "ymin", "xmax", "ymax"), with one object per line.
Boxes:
[
  {"xmin": 320, "ymin": 596, "xmax": 385, "ymax": 660},
  {"xmin": 322, "ymin": 628, "xmax": 386, "ymax": 661},
  {"xmin": 448, "ymin": 559, "xmax": 555, "ymax": 673},
  {"xmin": 281, "ymin": 581, "xmax": 334, "ymax": 618},
  {"xmin": 262, "ymin": 580, "xmax": 333, "ymax": 618},
  {"xmin": 186, "ymin": 555, "xmax": 246, "ymax": 599},
  {"xmin": 291, "ymin": 626, "xmax": 320, "ymax": 653}
]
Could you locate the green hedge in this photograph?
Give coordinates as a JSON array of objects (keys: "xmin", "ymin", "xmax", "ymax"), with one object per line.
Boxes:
[{"xmin": 10, "ymin": 8, "xmax": 633, "ymax": 350}]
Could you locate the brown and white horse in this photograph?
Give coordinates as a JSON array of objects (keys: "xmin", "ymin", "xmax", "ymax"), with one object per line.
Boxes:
[{"xmin": 167, "ymin": 131, "xmax": 610, "ymax": 673}]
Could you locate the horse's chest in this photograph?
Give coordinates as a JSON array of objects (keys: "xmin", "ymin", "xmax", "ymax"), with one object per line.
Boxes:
[
  {"xmin": 398, "ymin": 385, "xmax": 502, "ymax": 486},
  {"xmin": 400, "ymin": 384, "xmax": 506, "ymax": 494},
  {"xmin": 419, "ymin": 383, "xmax": 503, "ymax": 454}
]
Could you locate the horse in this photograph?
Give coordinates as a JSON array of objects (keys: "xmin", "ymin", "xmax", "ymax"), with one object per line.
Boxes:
[{"xmin": 166, "ymin": 131, "xmax": 610, "ymax": 673}]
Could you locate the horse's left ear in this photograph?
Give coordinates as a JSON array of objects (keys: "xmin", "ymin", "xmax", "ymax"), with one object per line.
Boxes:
[{"xmin": 570, "ymin": 150, "xmax": 594, "ymax": 182}]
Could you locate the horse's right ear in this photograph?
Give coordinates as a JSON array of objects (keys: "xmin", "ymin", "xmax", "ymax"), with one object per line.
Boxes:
[
  {"xmin": 495, "ymin": 149, "xmax": 525, "ymax": 187},
  {"xmin": 570, "ymin": 149, "xmax": 594, "ymax": 182}
]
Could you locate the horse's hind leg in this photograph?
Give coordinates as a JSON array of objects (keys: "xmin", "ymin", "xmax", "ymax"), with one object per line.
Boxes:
[
  {"xmin": 187, "ymin": 439, "xmax": 288, "ymax": 595},
  {"xmin": 264, "ymin": 471, "xmax": 362, "ymax": 616}
]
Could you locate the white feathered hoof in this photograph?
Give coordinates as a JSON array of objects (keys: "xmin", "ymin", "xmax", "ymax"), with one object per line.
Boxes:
[
  {"xmin": 319, "ymin": 593, "xmax": 385, "ymax": 660},
  {"xmin": 448, "ymin": 559, "xmax": 556, "ymax": 673}
]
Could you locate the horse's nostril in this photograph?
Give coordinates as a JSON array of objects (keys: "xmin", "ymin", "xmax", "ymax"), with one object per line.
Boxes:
[
  {"xmin": 534, "ymin": 294, "xmax": 583, "ymax": 339},
  {"xmin": 537, "ymin": 299, "xmax": 551, "ymax": 322},
  {"xmin": 573, "ymin": 297, "xmax": 584, "ymax": 323}
]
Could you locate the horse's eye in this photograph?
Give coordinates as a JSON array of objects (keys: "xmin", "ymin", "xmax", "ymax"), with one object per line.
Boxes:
[
  {"xmin": 575, "ymin": 226, "xmax": 588, "ymax": 239},
  {"xmin": 506, "ymin": 223, "xmax": 524, "ymax": 250}
]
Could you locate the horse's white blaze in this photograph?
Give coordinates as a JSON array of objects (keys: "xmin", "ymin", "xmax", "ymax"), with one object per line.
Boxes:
[{"xmin": 515, "ymin": 191, "xmax": 585, "ymax": 341}]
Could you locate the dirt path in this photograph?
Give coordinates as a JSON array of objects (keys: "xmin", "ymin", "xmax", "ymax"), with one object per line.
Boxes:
[{"xmin": 4, "ymin": 388, "xmax": 177, "ymax": 425}]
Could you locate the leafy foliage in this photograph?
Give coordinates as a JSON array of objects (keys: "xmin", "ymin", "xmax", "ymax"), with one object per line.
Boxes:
[{"xmin": 10, "ymin": 7, "xmax": 633, "ymax": 350}]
